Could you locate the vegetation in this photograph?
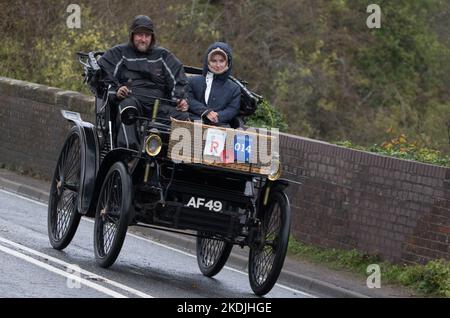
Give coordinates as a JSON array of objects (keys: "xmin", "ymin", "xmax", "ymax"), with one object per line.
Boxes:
[
  {"xmin": 336, "ymin": 129, "xmax": 450, "ymax": 167},
  {"xmin": 246, "ymin": 99, "xmax": 288, "ymax": 132},
  {"xmin": 288, "ymin": 236, "xmax": 450, "ymax": 297},
  {"xmin": 0, "ymin": 0, "xmax": 449, "ymax": 151}
]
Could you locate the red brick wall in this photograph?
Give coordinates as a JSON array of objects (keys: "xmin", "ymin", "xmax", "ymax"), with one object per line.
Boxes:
[
  {"xmin": 0, "ymin": 77, "xmax": 94, "ymax": 178},
  {"xmin": 280, "ymin": 133, "xmax": 450, "ymax": 264},
  {"xmin": 1, "ymin": 77, "xmax": 449, "ymax": 264}
]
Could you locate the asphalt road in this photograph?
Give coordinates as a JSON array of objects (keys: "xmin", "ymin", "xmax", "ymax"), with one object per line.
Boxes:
[{"xmin": 0, "ymin": 189, "xmax": 315, "ymax": 298}]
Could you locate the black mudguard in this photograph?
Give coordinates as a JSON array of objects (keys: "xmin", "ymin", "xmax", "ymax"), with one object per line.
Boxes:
[
  {"xmin": 61, "ymin": 110, "xmax": 99, "ymax": 214},
  {"xmin": 270, "ymin": 179, "xmax": 290, "ymax": 192}
]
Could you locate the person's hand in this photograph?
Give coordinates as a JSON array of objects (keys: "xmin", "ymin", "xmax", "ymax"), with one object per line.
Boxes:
[
  {"xmin": 117, "ymin": 86, "xmax": 131, "ymax": 100},
  {"xmin": 206, "ymin": 111, "xmax": 219, "ymax": 123},
  {"xmin": 176, "ymin": 99, "xmax": 189, "ymax": 112}
]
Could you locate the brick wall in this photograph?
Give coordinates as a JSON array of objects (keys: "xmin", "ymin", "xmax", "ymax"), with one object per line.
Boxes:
[
  {"xmin": 280, "ymin": 134, "xmax": 450, "ymax": 264},
  {"xmin": 0, "ymin": 77, "xmax": 449, "ymax": 264},
  {"xmin": 0, "ymin": 77, "xmax": 95, "ymax": 178}
]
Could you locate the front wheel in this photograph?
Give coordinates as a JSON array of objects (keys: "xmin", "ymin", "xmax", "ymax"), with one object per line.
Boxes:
[
  {"xmin": 47, "ymin": 127, "xmax": 82, "ymax": 250},
  {"xmin": 94, "ymin": 161, "xmax": 132, "ymax": 268},
  {"xmin": 248, "ymin": 190, "xmax": 291, "ymax": 296},
  {"xmin": 196, "ymin": 234, "xmax": 233, "ymax": 277}
]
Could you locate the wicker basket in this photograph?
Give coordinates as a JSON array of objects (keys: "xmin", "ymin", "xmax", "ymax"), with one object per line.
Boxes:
[{"xmin": 168, "ymin": 119, "xmax": 277, "ymax": 175}]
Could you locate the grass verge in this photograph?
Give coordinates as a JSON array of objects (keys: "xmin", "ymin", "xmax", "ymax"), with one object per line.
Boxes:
[{"xmin": 288, "ymin": 236, "xmax": 450, "ymax": 297}]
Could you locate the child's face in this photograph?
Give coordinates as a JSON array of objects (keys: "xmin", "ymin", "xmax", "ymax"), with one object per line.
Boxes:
[{"xmin": 208, "ymin": 53, "xmax": 227, "ymax": 74}]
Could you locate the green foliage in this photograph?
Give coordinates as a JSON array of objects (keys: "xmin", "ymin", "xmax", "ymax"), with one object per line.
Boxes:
[
  {"xmin": 267, "ymin": 0, "xmax": 450, "ymax": 153},
  {"xmin": 289, "ymin": 236, "xmax": 450, "ymax": 297},
  {"xmin": 0, "ymin": 38, "xmax": 29, "ymax": 80},
  {"xmin": 33, "ymin": 28, "xmax": 111, "ymax": 93},
  {"xmin": 0, "ymin": 0, "xmax": 449, "ymax": 154},
  {"xmin": 335, "ymin": 129, "xmax": 450, "ymax": 167},
  {"xmin": 158, "ymin": 1, "xmax": 222, "ymax": 65},
  {"xmin": 246, "ymin": 99, "xmax": 288, "ymax": 131},
  {"xmin": 420, "ymin": 260, "xmax": 450, "ymax": 296},
  {"xmin": 288, "ymin": 236, "xmax": 380, "ymax": 273},
  {"xmin": 384, "ymin": 259, "xmax": 450, "ymax": 297},
  {"xmin": 334, "ymin": 140, "xmax": 366, "ymax": 151},
  {"xmin": 0, "ymin": 5, "xmax": 124, "ymax": 93}
]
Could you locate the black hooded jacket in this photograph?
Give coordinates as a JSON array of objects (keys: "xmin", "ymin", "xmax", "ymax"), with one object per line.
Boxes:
[
  {"xmin": 98, "ymin": 15, "xmax": 188, "ymax": 109},
  {"xmin": 187, "ymin": 42, "xmax": 240, "ymax": 124}
]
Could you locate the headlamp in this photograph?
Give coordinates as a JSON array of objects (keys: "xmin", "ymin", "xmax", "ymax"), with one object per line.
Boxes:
[
  {"xmin": 268, "ymin": 159, "xmax": 281, "ymax": 181},
  {"xmin": 145, "ymin": 134, "xmax": 162, "ymax": 156}
]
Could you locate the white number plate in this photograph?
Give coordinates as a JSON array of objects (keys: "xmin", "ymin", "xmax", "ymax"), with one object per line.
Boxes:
[{"xmin": 185, "ymin": 196, "xmax": 223, "ymax": 212}]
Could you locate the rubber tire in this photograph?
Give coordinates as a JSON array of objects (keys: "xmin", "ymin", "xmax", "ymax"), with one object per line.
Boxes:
[
  {"xmin": 248, "ymin": 190, "xmax": 291, "ymax": 296},
  {"xmin": 48, "ymin": 127, "xmax": 82, "ymax": 250},
  {"xmin": 196, "ymin": 234, "xmax": 233, "ymax": 277},
  {"xmin": 94, "ymin": 161, "xmax": 132, "ymax": 268}
]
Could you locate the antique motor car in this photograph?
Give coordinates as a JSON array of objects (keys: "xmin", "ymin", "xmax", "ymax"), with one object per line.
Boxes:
[{"xmin": 47, "ymin": 51, "xmax": 291, "ymax": 296}]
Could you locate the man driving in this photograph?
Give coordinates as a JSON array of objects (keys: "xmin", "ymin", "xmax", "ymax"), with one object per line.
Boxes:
[{"xmin": 98, "ymin": 15, "xmax": 189, "ymax": 150}]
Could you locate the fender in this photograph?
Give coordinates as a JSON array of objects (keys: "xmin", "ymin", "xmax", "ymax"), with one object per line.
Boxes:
[
  {"xmin": 270, "ymin": 178, "xmax": 290, "ymax": 192},
  {"xmin": 61, "ymin": 110, "xmax": 99, "ymax": 214},
  {"xmin": 86, "ymin": 148, "xmax": 138, "ymax": 217}
]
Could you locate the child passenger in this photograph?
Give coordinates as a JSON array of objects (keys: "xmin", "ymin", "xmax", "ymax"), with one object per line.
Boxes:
[{"xmin": 187, "ymin": 42, "xmax": 240, "ymax": 126}]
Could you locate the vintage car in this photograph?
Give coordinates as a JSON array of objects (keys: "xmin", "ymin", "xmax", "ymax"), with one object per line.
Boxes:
[{"xmin": 47, "ymin": 51, "xmax": 291, "ymax": 296}]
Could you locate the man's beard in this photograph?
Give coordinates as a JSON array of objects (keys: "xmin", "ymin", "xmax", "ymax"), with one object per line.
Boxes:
[{"xmin": 135, "ymin": 42, "xmax": 149, "ymax": 52}]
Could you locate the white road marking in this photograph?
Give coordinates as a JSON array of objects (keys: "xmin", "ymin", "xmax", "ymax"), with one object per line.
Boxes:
[
  {"xmin": 0, "ymin": 189, "xmax": 47, "ymax": 207},
  {"xmin": 0, "ymin": 188, "xmax": 315, "ymax": 298},
  {"xmin": 0, "ymin": 243, "xmax": 126, "ymax": 298},
  {"xmin": 123, "ymin": 229, "xmax": 316, "ymax": 298},
  {"xmin": 0, "ymin": 236, "xmax": 153, "ymax": 298}
]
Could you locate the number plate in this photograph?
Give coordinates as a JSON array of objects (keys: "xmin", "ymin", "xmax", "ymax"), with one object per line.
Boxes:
[{"xmin": 184, "ymin": 196, "xmax": 224, "ymax": 212}]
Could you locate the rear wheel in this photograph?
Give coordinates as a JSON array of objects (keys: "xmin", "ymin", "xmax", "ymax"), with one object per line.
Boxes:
[
  {"xmin": 94, "ymin": 161, "xmax": 132, "ymax": 268},
  {"xmin": 196, "ymin": 234, "xmax": 233, "ymax": 277},
  {"xmin": 248, "ymin": 190, "xmax": 291, "ymax": 296},
  {"xmin": 48, "ymin": 127, "xmax": 82, "ymax": 250}
]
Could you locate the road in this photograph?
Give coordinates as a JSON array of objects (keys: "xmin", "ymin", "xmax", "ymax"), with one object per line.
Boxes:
[{"xmin": 0, "ymin": 189, "xmax": 315, "ymax": 298}]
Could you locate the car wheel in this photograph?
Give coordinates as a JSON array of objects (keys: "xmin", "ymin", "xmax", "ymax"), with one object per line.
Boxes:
[
  {"xmin": 48, "ymin": 127, "xmax": 82, "ymax": 250},
  {"xmin": 94, "ymin": 161, "xmax": 132, "ymax": 268},
  {"xmin": 196, "ymin": 233, "xmax": 233, "ymax": 277},
  {"xmin": 248, "ymin": 190, "xmax": 291, "ymax": 296}
]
